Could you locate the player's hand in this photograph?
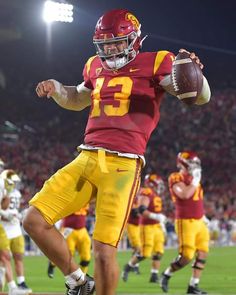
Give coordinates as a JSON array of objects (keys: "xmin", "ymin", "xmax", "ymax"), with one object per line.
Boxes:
[
  {"xmin": 149, "ymin": 212, "xmax": 166, "ymax": 223},
  {"xmin": 191, "ymin": 168, "xmax": 202, "ymax": 187},
  {"xmin": 36, "ymin": 80, "xmax": 56, "ymax": 98},
  {"xmin": 179, "ymin": 48, "xmax": 204, "ymax": 69},
  {"xmin": 0, "ymin": 209, "xmax": 16, "ymax": 221}
]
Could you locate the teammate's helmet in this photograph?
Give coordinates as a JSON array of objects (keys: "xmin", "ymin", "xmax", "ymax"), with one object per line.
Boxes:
[
  {"xmin": 1, "ymin": 169, "xmax": 21, "ymax": 192},
  {"xmin": 177, "ymin": 151, "xmax": 201, "ymax": 173},
  {"xmin": 144, "ymin": 174, "xmax": 165, "ymax": 195},
  {"xmin": 93, "ymin": 9, "xmax": 142, "ymax": 70}
]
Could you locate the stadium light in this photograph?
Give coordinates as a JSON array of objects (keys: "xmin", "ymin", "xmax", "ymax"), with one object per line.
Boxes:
[{"xmin": 43, "ymin": 1, "xmax": 74, "ymax": 23}]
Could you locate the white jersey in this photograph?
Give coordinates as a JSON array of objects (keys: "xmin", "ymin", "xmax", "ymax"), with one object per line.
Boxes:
[
  {"xmin": 0, "ymin": 177, "xmax": 5, "ymax": 205},
  {"xmin": 1, "ymin": 188, "xmax": 22, "ymax": 239}
]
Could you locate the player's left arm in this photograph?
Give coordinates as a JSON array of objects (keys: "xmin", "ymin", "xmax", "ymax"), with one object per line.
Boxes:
[{"xmin": 159, "ymin": 49, "xmax": 211, "ymax": 105}]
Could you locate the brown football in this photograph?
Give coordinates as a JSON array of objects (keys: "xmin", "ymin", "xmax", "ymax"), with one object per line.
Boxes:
[{"xmin": 171, "ymin": 51, "xmax": 203, "ymax": 105}]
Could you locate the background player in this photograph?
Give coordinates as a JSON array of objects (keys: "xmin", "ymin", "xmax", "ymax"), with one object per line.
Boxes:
[
  {"xmin": 122, "ymin": 174, "xmax": 166, "ymax": 283},
  {"xmin": 160, "ymin": 151, "xmax": 210, "ymax": 295}
]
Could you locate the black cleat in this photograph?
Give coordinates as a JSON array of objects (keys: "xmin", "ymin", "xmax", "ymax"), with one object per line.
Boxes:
[
  {"xmin": 187, "ymin": 284, "xmax": 208, "ymax": 295},
  {"xmin": 133, "ymin": 266, "xmax": 141, "ymax": 275},
  {"xmin": 47, "ymin": 262, "xmax": 55, "ymax": 279},
  {"xmin": 160, "ymin": 273, "xmax": 171, "ymax": 293},
  {"xmin": 149, "ymin": 272, "xmax": 158, "ymax": 283},
  {"xmin": 65, "ymin": 274, "xmax": 95, "ymax": 295},
  {"xmin": 121, "ymin": 264, "xmax": 133, "ymax": 282},
  {"xmin": 17, "ymin": 282, "xmax": 32, "ymax": 292}
]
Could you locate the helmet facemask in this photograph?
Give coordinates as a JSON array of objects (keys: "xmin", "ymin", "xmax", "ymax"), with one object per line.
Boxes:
[{"xmin": 93, "ymin": 29, "xmax": 141, "ymax": 70}]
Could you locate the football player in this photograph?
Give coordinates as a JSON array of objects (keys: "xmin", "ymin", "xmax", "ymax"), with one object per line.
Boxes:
[
  {"xmin": 160, "ymin": 152, "xmax": 210, "ymax": 295},
  {"xmin": 0, "ymin": 170, "xmax": 30, "ymax": 295},
  {"xmin": 23, "ymin": 8, "xmax": 211, "ymax": 295},
  {"xmin": 122, "ymin": 174, "xmax": 166, "ymax": 283}
]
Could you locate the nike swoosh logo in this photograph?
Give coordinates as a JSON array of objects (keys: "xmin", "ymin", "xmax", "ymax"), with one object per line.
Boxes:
[
  {"xmin": 129, "ymin": 68, "xmax": 140, "ymax": 72},
  {"xmin": 116, "ymin": 168, "xmax": 128, "ymax": 172}
]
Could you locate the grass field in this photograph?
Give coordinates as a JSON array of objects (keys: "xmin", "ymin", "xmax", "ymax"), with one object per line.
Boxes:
[{"xmin": 14, "ymin": 246, "xmax": 236, "ymax": 294}]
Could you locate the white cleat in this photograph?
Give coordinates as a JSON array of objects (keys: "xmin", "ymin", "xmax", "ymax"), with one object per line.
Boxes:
[{"xmin": 8, "ymin": 286, "xmax": 32, "ymax": 295}]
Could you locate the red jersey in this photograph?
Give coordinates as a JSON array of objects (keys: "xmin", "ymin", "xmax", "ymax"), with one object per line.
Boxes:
[
  {"xmin": 82, "ymin": 51, "xmax": 174, "ymax": 155},
  {"xmin": 62, "ymin": 207, "xmax": 88, "ymax": 229},
  {"xmin": 168, "ymin": 172, "xmax": 204, "ymax": 219},
  {"xmin": 138, "ymin": 186, "xmax": 163, "ymax": 225}
]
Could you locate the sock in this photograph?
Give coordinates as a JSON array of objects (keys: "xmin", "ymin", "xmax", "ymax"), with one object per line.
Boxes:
[
  {"xmin": 8, "ymin": 281, "xmax": 17, "ymax": 290},
  {"xmin": 65, "ymin": 268, "xmax": 85, "ymax": 288},
  {"xmin": 164, "ymin": 267, "xmax": 173, "ymax": 277},
  {"xmin": 151, "ymin": 268, "xmax": 158, "ymax": 274},
  {"xmin": 17, "ymin": 276, "xmax": 25, "ymax": 284},
  {"xmin": 134, "ymin": 263, "xmax": 139, "ymax": 268},
  {"xmin": 189, "ymin": 277, "xmax": 200, "ymax": 286},
  {"xmin": 128, "ymin": 261, "xmax": 135, "ymax": 267}
]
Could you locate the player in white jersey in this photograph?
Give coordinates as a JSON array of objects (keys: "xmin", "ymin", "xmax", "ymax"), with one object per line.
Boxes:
[{"xmin": 0, "ymin": 169, "xmax": 31, "ymax": 295}]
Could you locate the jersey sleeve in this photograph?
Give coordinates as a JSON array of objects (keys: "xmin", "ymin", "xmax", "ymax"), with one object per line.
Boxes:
[
  {"xmin": 168, "ymin": 172, "xmax": 182, "ymax": 189},
  {"xmin": 153, "ymin": 50, "xmax": 175, "ymax": 83},
  {"xmin": 82, "ymin": 56, "xmax": 97, "ymax": 90}
]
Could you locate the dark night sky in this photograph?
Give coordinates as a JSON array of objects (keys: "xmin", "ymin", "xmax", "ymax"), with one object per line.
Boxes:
[{"xmin": 0, "ymin": 0, "xmax": 236, "ymax": 88}]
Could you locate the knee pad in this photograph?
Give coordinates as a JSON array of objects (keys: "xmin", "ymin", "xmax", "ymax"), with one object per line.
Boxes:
[
  {"xmin": 170, "ymin": 255, "xmax": 190, "ymax": 271},
  {"xmin": 135, "ymin": 252, "xmax": 145, "ymax": 262},
  {"xmin": 192, "ymin": 258, "xmax": 206, "ymax": 270},
  {"xmin": 152, "ymin": 253, "xmax": 163, "ymax": 261},
  {"xmin": 80, "ymin": 260, "xmax": 90, "ymax": 267}
]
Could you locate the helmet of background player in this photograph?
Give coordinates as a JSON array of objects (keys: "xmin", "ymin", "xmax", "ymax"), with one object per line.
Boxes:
[
  {"xmin": 1, "ymin": 169, "xmax": 21, "ymax": 193},
  {"xmin": 177, "ymin": 151, "xmax": 201, "ymax": 175},
  {"xmin": 144, "ymin": 174, "xmax": 165, "ymax": 195},
  {"xmin": 93, "ymin": 9, "xmax": 143, "ymax": 70}
]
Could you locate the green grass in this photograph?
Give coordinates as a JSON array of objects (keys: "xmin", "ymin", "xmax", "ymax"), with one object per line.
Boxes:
[{"xmin": 20, "ymin": 246, "xmax": 236, "ymax": 294}]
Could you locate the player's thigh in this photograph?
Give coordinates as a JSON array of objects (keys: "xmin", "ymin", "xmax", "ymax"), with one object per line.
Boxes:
[
  {"xmin": 127, "ymin": 224, "xmax": 141, "ymax": 249},
  {"xmin": 77, "ymin": 228, "xmax": 91, "ymax": 261},
  {"xmin": 0, "ymin": 224, "xmax": 10, "ymax": 251},
  {"xmin": 140, "ymin": 225, "xmax": 155, "ymax": 257},
  {"xmin": 153, "ymin": 225, "xmax": 165, "ymax": 254},
  {"xmin": 94, "ymin": 157, "xmax": 141, "ymax": 247},
  {"xmin": 10, "ymin": 235, "xmax": 24, "ymax": 254},
  {"xmin": 196, "ymin": 221, "xmax": 210, "ymax": 253},
  {"xmin": 175, "ymin": 219, "xmax": 196, "ymax": 260},
  {"xmin": 29, "ymin": 153, "xmax": 94, "ymax": 224}
]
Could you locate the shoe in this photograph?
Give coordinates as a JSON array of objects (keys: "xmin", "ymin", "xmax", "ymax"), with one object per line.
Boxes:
[
  {"xmin": 187, "ymin": 284, "xmax": 208, "ymax": 294},
  {"xmin": 133, "ymin": 266, "xmax": 141, "ymax": 275},
  {"xmin": 149, "ymin": 272, "xmax": 158, "ymax": 283},
  {"xmin": 65, "ymin": 274, "xmax": 95, "ymax": 295},
  {"xmin": 8, "ymin": 286, "xmax": 32, "ymax": 295},
  {"xmin": 17, "ymin": 282, "xmax": 32, "ymax": 293},
  {"xmin": 47, "ymin": 262, "xmax": 55, "ymax": 278},
  {"xmin": 160, "ymin": 273, "xmax": 171, "ymax": 293},
  {"xmin": 121, "ymin": 264, "xmax": 133, "ymax": 282},
  {"xmin": 0, "ymin": 267, "xmax": 6, "ymax": 291}
]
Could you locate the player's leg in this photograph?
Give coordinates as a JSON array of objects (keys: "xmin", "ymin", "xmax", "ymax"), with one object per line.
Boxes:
[
  {"xmin": 122, "ymin": 223, "xmax": 142, "ymax": 281},
  {"xmin": 23, "ymin": 152, "xmax": 95, "ymax": 294},
  {"xmin": 150, "ymin": 224, "xmax": 164, "ymax": 283},
  {"xmin": 10, "ymin": 236, "xmax": 32, "ymax": 291},
  {"xmin": 77, "ymin": 228, "xmax": 91, "ymax": 274},
  {"xmin": 92, "ymin": 154, "xmax": 141, "ymax": 295},
  {"xmin": 187, "ymin": 220, "xmax": 209, "ymax": 295},
  {"xmin": 160, "ymin": 219, "xmax": 196, "ymax": 292}
]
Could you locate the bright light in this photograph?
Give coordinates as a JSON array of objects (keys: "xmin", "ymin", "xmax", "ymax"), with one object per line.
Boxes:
[{"xmin": 43, "ymin": 1, "xmax": 74, "ymax": 23}]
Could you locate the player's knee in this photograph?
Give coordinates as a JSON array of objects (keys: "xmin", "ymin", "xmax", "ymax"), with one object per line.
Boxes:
[
  {"xmin": 80, "ymin": 260, "xmax": 90, "ymax": 267},
  {"xmin": 192, "ymin": 258, "xmax": 207, "ymax": 270},
  {"xmin": 23, "ymin": 206, "xmax": 49, "ymax": 235},
  {"xmin": 170, "ymin": 254, "xmax": 191, "ymax": 271},
  {"xmin": 135, "ymin": 252, "xmax": 145, "ymax": 261},
  {"xmin": 152, "ymin": 252, "xmax": 163, "ymax": 261}
]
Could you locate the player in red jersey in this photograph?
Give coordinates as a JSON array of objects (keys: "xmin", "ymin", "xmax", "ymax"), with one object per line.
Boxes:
[
  {"xmin": 23, "ymin": 8, "xmax": 211, "ymax": 295},
  {"xmin": 160, "ymin": 151, "xmax": 210, "ymax": 295},
  {"xmin": 122, "ymin": 174, "xmax": 166, "ymax": 283}
]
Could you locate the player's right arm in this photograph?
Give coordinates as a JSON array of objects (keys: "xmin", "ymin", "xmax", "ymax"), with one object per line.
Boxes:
[{"xmin": 36, "ymin": 79, "xmax": 92, "ymax": 111}]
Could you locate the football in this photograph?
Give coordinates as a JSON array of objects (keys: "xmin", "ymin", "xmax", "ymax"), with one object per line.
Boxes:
[{"xmin": 171, "ymin": 51, "xmax": 203, "ymax": 105}]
